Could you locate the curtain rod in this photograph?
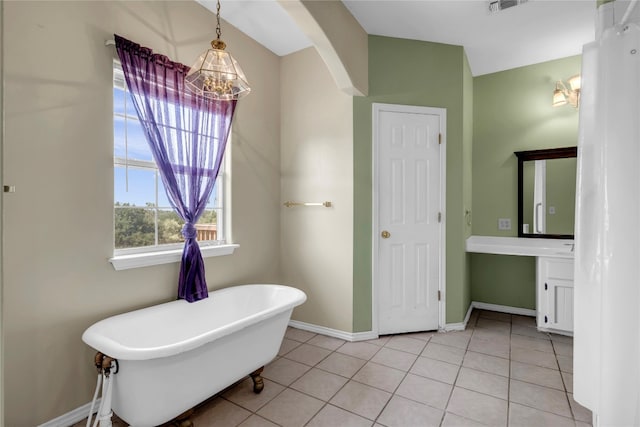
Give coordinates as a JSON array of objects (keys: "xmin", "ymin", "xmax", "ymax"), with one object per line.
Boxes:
[{"xmin": 105, "ymin": 40, "xmax": 115, "ymax": 46}]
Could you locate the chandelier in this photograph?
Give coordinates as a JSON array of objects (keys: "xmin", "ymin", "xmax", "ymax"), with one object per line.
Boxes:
[{"xmin": 185, "ymin": 0, "xmax": 251, "ymax": 100}]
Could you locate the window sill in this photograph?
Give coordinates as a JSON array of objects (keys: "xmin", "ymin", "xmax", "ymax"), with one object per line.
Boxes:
[{"xmin": 109, "ymin": 244, "xmax": 239, "ymax": 271}]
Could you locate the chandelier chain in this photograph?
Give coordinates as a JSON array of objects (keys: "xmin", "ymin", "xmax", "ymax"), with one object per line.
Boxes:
[{"xmin": 216, "ymin": 0, "xmax": 222, "ymax": 40}]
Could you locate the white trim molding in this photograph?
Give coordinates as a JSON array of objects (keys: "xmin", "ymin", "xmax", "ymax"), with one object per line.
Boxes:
[
  {"xmin": 471, "ymin": 301, "xmax": 536, "ymax": 317},
  {"xmin": 110, "ymin": 244, "xmax": 239, "ymax": 270},
  {"xmin": 290, "ymin": 304, "xmax": 534, "ymax": 339},
  {"xmin": 443, "ymin": 301, "xmax": 536, "ymax": 331},
  {"xmin": 443, "ymin": 302, "xmax": 475, "ymax": 331},
  {"xmin": 288, "ymin": 320, "xmax": 378, "ymax": 342}
]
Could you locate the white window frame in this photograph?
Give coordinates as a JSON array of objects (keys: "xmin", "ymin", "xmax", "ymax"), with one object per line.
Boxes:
[{"xmin": 109, "ymin": 62, "xmax": 237, "ymax": 270}]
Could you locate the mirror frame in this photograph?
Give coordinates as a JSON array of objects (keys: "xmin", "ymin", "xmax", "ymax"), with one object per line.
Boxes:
[{"xmin": 514, "ymin": 146, "xmax": 577, "ymax": 239}]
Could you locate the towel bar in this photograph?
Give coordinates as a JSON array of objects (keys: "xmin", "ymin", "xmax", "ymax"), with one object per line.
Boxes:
[{"xmin": 283, "ymin": 201, "xmax": 332, "ymax": 208}]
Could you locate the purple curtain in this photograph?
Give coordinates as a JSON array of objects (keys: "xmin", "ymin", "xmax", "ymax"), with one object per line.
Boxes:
[{"xmin": 115, "ymin": 34, "xmax": 236, "ymax": 302}]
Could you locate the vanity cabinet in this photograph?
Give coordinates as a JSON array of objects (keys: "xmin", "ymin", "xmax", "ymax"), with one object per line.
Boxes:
[
  {"xmin": 466, "ymin": 236, "xmax": 575, "ymax": 335},
  {"xmin": 537, "ymin": 256, "xmax": 574, "ymax": 335}
]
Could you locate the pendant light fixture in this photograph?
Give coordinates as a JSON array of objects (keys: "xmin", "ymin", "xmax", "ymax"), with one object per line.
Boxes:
[{"xmin": 185, "ymin": 0, "xmax": 251, "ymax": 100}]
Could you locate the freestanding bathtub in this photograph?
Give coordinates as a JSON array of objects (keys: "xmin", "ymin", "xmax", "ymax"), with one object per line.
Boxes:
[{"xmin": 82, "ymin": 284, "xmax": 306, "ymax": 426}]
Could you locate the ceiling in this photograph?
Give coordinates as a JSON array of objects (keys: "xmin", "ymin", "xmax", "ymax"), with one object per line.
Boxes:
[{"xmin": 199, "ymin": 0, "xmax": 596, "ymax": 76}]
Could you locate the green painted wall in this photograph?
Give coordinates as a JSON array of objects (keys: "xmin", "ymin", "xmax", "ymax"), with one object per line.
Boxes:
[
  {"xmin": 471, "ymin": 55, "xmax": 581, "ymax": 309},
  {"xmin": 353, "ymin": 35, "xmax": 471, "ymax": 330},
  {"xmin": 546, "ymin": 157, "xmax": 577, "ymax": 235},
  {"xmin": 462, "ymin": 52, "xmax": 474, "ymax": 320},
  {"xmin": 471, "ymin": 254, "xmax": 536, "ymax": 309}
]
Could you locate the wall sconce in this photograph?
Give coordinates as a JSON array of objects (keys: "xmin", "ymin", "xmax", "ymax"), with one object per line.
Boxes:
[{"xmin": 553, "ymin": 75, "xmax": 581, "ymax": 108}]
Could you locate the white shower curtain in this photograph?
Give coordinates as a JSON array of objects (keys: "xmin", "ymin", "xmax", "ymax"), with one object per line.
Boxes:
[{"xmin": 574, "ymin": 2, "xmax": 640, "ymax": 426}]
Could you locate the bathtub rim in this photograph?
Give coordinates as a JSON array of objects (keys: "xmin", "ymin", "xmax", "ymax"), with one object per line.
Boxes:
[{"xmin": 81, "ymin": 284, "xmax": 306, "ymax": 360}]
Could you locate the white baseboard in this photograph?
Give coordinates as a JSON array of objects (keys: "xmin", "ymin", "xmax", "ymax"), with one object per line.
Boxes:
[
  {"xmin": 38, "ymin": 399, "xmax": 99, "ymax": 427},
  {"xmin": 442, "ymin": 301, "xmax": 535, "ymax": 332},
  {"xmin": 443, "ymin": 302, "xmax": 474, "ymax": 331},
  {"xmin": 288, "ymin": 320, "xmax": 378, "ymax": 342},
  {"xmin": 290, "ymin": 300, "xmax": 536, "ymax": 338},
  {"xmin": 471, "ymin": 301, "xmax": 536, "ymax": 317},
  {"xmin": 442, "ymin": 322, "xmax": 465, "ymax": 331}
]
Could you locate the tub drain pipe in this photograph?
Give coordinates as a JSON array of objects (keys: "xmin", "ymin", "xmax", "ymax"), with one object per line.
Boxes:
[
  {"xmin": 96, "ymin": 369, "xmax": 113, "ymax": 427},
  {"xmin": 85, "ymin": 372, "xmax": 102, "ymax": 427},
  {"xmin": 86, "ymin": 352, "xmax": 118, "ymax": 427}
]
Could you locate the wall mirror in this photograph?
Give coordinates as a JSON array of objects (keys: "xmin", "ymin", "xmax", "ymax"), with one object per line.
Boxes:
[{"xmin": 514, "ymin": 147, "xmax": 577, "ymax": 239}]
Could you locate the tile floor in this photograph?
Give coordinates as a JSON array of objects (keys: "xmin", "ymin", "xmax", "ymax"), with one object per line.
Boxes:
[{"xmin": 76, "ymin": 309, "xmax": 591, "ymax": 427}]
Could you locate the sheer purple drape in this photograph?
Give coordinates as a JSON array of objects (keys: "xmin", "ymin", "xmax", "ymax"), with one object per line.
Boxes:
[{"xmin": 115, "ymin": 34, "xmax": 236, "ymax": 302}]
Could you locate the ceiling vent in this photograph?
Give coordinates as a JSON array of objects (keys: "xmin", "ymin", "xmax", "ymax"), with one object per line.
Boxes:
[{"xmin": 488, "ymin": 0, "xmax": 528, "ymax": 13}]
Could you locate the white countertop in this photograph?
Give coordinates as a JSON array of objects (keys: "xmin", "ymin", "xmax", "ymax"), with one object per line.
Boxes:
[{"xmin": 466, "ymin": 236, "xmax": 574, "ymax": 258}]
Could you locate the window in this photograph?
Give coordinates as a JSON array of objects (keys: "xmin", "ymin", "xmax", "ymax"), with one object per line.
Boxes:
[{"xmin": 112, "ymin": 63, "xmax": 229, "ymax": 259}]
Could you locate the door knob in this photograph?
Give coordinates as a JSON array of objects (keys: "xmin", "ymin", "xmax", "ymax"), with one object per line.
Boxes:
[{"xmin": 381, "ymin": 230, "xmax": 391, "ymax": 239}]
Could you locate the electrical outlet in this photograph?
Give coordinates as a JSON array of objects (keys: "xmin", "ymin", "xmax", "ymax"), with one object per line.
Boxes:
[
  {"xmin": 548, "ymin": 206, "xmax": 556, "ymax": 215},
  {"xmin": 498, "ymin": 218, "xmax": 511, "ymax": 230}
]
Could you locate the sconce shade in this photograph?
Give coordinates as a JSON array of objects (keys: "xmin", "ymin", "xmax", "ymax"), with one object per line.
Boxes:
[
  {"xmin": 568, "ymin": 75, "xmax": 581, "ymax": 92},
  {"xmin": 185, "ymin": 43, "xmax": 251, "ymax": 100},
  {"xmin": 553, "ymin": 86, "xmax": 568, "ymax": 107},
  {"xmin": 553, "ymin": 77, "xmax": 580, "ymax": 108}
]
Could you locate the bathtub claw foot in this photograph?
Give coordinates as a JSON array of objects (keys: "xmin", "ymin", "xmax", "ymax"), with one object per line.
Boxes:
[
  {"xmin": 173, "ymin": 408, "xmax": 194, "ymax": 427},
  {"xmin": 250, "ymin": 367, "xmax": 265, "ymax": 394}
]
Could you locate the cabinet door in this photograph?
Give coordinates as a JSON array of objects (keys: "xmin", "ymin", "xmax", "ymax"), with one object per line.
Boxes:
[
  {"xmin": 545, "ymin": 278, "xmax": 574, "ymax": 331},
  {"xmin": 538, "ymin": 257, "xmax": 574, "ymax": 332}
]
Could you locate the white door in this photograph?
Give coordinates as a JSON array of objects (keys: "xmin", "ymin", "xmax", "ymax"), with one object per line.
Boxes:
[{"xmin": 374, "ymin": 104, "xmax": 444, "ymax": 335}]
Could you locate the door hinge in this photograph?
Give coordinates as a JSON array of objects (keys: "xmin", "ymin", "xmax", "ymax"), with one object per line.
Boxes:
[
  {"xmin": 544, "ymin": 315, "xmax": 548, "ymax": 323},
  {"xmin": 438, "ymin": 133, "xmax": 442, "ymax": 145},
  {"xmin": 438, "ymin": 212, "xmax": 442, "ymax": 222},
  {"xmin": 545, "ymin": 282, "xmax": 548, "ymax": 290},
  {"xmin": 438, "ymin": 290, "xmax": 441, "ymax": 301}
]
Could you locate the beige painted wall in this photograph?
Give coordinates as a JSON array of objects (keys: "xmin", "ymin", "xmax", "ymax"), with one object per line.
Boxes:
[
  {"xmin": 280, "ymin": 48, "xmax": 354, "ymax": 332},
  {"xmin": 2, "ymin": 1, "xmax": 281, "ymax": 425},
  {"xmin": 300, "ymin": 0, "xmax": 368, "ymax": 96}
]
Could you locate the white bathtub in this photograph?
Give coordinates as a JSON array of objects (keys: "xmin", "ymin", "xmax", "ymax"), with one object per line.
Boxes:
[{"xmin": 82, "ymin": 284, "xmax": 306, "ymax": 426}]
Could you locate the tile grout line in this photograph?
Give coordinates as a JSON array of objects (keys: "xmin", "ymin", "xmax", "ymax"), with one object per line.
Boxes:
[
  {"xmin": 300, "ymin": 336, "xmax": 389, "ymax": 426},
  {"xmin": 551, "ymin": 337, "xmax": 577, "ymax": 422},
  {"xmin": 325, "ymin": 339, "xmax": 387, "ymax": 425},
  {"xmin": 275, "ymin": 340, "xmax": 347, "ymax": 426},
  {"xmin": 304, "ymin": 316, "xmax": 579, "ymax": 426},
  {"xmin": 369, "ymin": 357, "xmax": 408, "ymax": 425},
  {"xmin": 370, "ymin": 333, "xmax": 433, "ymax": 426},
  {"xmin": 438, "ymin": 314, "xmax": 475, "ymax": 427},
  {"xmin": 246, "ymin": 320, "xmax": 579, "ymax": 426},
  {"xmin": 265, "ymin": 329, "xmax": 326, "ymax": 426}
]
